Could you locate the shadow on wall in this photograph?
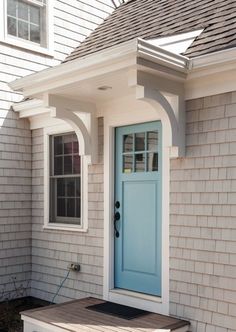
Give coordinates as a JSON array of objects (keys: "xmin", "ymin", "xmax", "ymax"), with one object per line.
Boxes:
[{"xmin": 0, "ymin": 98, "xmax": 32, "ymax": 301}]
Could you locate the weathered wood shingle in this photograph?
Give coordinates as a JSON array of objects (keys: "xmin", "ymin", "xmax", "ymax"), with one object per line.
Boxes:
[{"xmin": 64, "ymin": 0, "xmax": 236, "ymax": 62}]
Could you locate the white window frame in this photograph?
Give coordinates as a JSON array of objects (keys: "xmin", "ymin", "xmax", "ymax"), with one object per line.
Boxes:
[
  {"xmin": 44, "ymin": 124, "xmax": 88, "ymax": 232},
  {"xmin": 0, "ymin": 0, "xmax": 54, "ymax": 56}
]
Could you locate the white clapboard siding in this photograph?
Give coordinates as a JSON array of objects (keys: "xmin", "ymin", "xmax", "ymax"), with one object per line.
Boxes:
[{"xmin": 0, "ymin": 0, "xmax": 114, "ymax": 301}]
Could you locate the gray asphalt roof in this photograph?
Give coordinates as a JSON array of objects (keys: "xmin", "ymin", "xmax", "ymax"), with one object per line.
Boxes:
[{"xmin": 64, "ymin": 0, "xmax": 236, "ymax": 63}]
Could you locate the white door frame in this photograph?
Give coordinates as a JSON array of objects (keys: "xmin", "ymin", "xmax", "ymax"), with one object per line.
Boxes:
[{"xmin": 102, "ymin": 99, "xmax": 170, "ymax": 315}]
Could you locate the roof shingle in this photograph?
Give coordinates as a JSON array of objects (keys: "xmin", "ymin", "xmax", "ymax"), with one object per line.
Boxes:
[{"xmin": 64, "ymin": 0, "xmax": 236, "ymax": 63}]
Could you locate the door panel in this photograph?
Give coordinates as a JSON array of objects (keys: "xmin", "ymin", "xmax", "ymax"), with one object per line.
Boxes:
[{"xmin": 114, "ymin": 121, "xmax": 162, "ymax": 296}]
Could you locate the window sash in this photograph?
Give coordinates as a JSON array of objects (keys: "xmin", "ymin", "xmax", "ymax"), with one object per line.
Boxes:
[
  {"xmin": 50, "ymin": 133, "xmax": 81, "ymax": 224},
  {"xmin": 6, "ymin": 0, "xmax": 46, "ymax": 46}
]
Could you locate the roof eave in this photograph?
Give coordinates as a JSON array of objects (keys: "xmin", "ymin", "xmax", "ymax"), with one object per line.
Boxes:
[{"xmin": 9, "ymin": 38, "xmax": 189, "ymax": 97}]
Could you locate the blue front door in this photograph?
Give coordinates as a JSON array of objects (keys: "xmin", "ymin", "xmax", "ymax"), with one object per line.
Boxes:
[{"xmin": 114, "ymin": 121, "xmax": 162, "ymax": 296}]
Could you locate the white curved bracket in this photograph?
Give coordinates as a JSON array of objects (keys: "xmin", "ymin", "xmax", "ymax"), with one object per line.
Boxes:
[
  {"xmin": 136, "ymin": 85, "xmax": 185, "ymax": 157},
  {"xmin": 50, "ymin": 107, "xmax": 91, "ymax": 156},
  {"xmin": 47, "ymin": 95, "xmax": 98, "ymax": 164}
]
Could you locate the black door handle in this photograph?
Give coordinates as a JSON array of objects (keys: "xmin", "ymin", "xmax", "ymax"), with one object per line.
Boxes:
[{"xmin": 114, "ymin": 212, "xmax": 120, "ymax": 238}]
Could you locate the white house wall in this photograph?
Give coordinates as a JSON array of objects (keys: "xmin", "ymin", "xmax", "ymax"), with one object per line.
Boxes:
[{"xmin": 0, "ymin": 1, "xmax": 114, "ymax": 300}]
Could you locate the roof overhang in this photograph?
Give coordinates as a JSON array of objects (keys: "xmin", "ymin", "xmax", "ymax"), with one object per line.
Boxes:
[{"xmin": 9, "ymin": 38, "xmax": 189, "ymax": 98}]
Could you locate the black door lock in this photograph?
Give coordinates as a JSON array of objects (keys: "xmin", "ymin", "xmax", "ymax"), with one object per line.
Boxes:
[{"xmin": 114, "ymin": 212, "xmax": 120, "ymax": 238}]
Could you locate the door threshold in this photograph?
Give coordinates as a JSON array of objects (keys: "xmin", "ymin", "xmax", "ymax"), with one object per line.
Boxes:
[{"xmin": 110, "ymin": 288, "xmax": 162, "ymax": 303}]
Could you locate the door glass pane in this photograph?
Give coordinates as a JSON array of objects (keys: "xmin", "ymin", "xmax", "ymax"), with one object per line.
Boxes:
[
  {"xmin": 147, "ymin": 152, "xmax": 158, "ymax": 172},
  {"xmin": 7, "ymin": 0, "xmax": 17, "ymax": 16},
  {"xmin": 18, "ymin": 20, "xmax": 29, "ymax": 40},
  {"xmin": 123, "ymin": 155, "xmax": 133, "ymax": 173},
  {"xmin": 123, "ymin": 134, "xmax": 133, "ymax": 152},
  {"xmin": 18, "ymin": 1, "xmax": 28, "ymax": 20},
  {"xmin": 135, "ymin": 133, "xmax": 145, "ymax": 151},
  {"xmin": 135, "ymin": 153, "xmax": 145, "ymax": 172},
  {"xmin": 147, "ymin": 131, "xmax": 158, "ymax": 151},
  {"xmin": 7, "ymin": 17, "xmax": 17, "ymax": 36}
]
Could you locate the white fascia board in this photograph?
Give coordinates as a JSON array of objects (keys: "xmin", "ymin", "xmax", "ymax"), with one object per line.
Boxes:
[
  {"xmin": 9, "ymin": 38, "xmax": 189, "ymax": 97},
  {"xmin": 188, "ymin": 47, "xmax": 236, "ymax": 79}
]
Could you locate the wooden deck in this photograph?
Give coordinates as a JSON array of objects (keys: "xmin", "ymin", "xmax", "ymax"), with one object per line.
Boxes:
[{"xmin": 22, "ymin": 297, "xmax": 190, "ymax": 332}]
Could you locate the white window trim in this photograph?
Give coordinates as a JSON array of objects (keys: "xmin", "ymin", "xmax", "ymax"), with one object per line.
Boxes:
[
  {"xmin": 44, "ymin": 124, "xmax": 88, "ymax": 232},
  {"xmin": 0, "ymin": 0, "xmax": 54, "ymax": 56}
]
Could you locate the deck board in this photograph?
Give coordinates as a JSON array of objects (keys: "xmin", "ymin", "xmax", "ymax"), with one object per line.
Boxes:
[{"xmin": 21, "ymin": 297, "xmax": 189, "ymax": 332}]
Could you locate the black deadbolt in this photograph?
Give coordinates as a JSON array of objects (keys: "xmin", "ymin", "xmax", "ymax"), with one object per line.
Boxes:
[
  {"xmin": 114, "ymin": 212, "xmax": 120, "ymax": 220},
  {"xmin": 115, "ymin": 201, "xmax": 120, "ymax": 209}
]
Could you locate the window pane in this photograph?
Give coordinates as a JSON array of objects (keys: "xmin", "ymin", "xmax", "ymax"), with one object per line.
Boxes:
[
  {"xmin": 67, "ymin": 179, "xmax": 75, "ymax": 197},
  {"xmin": 30, "ymin": 24, "xmax": 40, "ymax": 43},
  {"xmin": 123, "ymin": 155, "xmax": 133, "ymax": 173},
  {"xmin": 57, "ymin": 178, "xmax": 65, "ymax": 197},
  {"xmin": 7, "ymin": 17, "xmax": 17, "ymax": 36},
  {"xmin": 73, "ymin": 155, "xmax": 80, "ymax": 174},
  {"xmin": 76, "ymin": 178, "xmax": 80, "ymax": 197},
  {"xmin": 135, "ymin": 133, "xmax": 145, "ymax": 151},
  {"xmin": 67, "ymin": 199, "xmax": 75, "ymax": 217},
  {"xmin": 64, "ymin": 156, "xmax": 72, "ymax": 174},
  {"xmin": 18, "ymin": 1, "xmax": 28, "ymax": 21},
  {"xmin": 30, "ymin": 5, "xmax": 40, "ymax": 25},
  {"xmin": 54, "ymin": 136, "xmax": 63, "ymax": 155},
  {"xmin": 7, "ymin": 0, "xmax": 17, "ymax": 17},
  {"xmin": 123, "ymin": 134, "xmax": 133, "ymax": 152},
  {"xmin": 147, "ymin": 152, "xmax": 158, "ymax": 172},
  {"xmin": 76, "ymin": 199, "xmax": 81, "ymax": 218},
  {"xmin": 54, "ymin": 156, "xmax": 63, "ymax": 175},
  {"xmin": 57, "ymin": 198, "xmax": 66, "ymax": 217},
  {"xmin": 18, "ymin": 20, "xmax": 29, "ymax": 40},
  {"xmin": 135, "ymin": 153, "xmax": 145, "ymax": 172},
  {"xmin": 147, "ymin": 131, "xmax": 158, "ymax": 151},
  {"xmin": 73, "ymin": 141, "xmax": 79, "ymax": 154},
  {"xmin": 64, "ymin": 135, "xmax": 73, "ymax": 154}
]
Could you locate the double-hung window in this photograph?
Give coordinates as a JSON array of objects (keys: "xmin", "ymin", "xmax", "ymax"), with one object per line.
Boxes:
[
  {"xmin": 0, "ymin": 0, "xmax": 53, "ymax": 54},
  {"xmin": 49, "ymin": 133, "xmax": 81, "ymax": 225}
]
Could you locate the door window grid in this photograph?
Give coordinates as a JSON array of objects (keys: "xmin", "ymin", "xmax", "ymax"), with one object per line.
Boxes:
[
  {"xmin": 123, "ymin": 131, "xmax": 158, "ymax": 173},
  {"xmin": 50, "ymin": 133, "xmax": 81, "ymax": 225}
]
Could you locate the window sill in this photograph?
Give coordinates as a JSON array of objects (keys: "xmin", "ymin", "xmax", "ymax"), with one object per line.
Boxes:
[
  {"xmin": 43, "ymin": 224, "xmax": 88, "ymax": 233},
  {"xmin": 0, "ymin": 36, "xmax": 54, "ymax": 57}
]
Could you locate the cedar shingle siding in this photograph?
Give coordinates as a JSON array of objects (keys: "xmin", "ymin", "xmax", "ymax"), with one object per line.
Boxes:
[{"xmin": 64, "ymin": 0, "xmax": 236, "ymax": 63}]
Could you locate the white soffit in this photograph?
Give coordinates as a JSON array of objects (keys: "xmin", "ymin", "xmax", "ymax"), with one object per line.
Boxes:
[{"xmin": 147, "ymin": 30, "xmax": 204, "ymax": 55}]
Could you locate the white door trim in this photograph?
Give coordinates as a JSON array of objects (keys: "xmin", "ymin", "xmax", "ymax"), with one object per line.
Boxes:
[{"xmin": 103, "ymin": 100, "xmax": 170, "ymax": 315}]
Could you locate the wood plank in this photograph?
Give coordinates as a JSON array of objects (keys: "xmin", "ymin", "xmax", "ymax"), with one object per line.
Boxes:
[{"xmin": 22, "ymin": 298, "xmax": 190, "ymax": 332}]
